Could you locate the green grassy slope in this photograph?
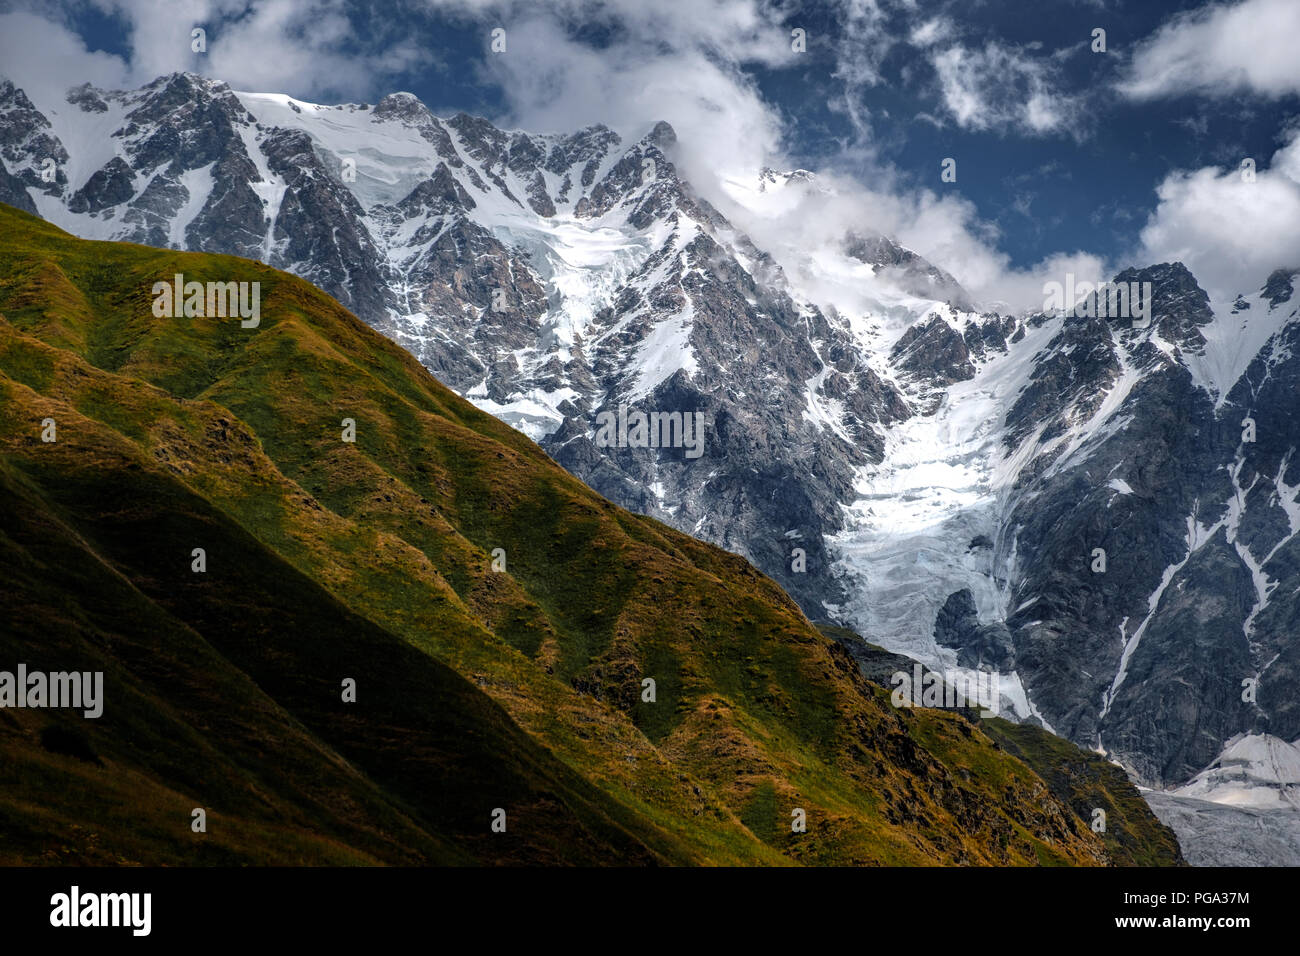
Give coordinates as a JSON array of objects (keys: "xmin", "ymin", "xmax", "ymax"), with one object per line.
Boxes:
[
  {"xmin": 979, "ymin": 719, "xmax": 1184, "ymax": 866},
  {"xmin": 0, "ymin": 203, "xmax": 1179, "ymax": 865},
  {"xmin": 817, "ymin": 622, "xmax": 1184, "ymax": 866}
]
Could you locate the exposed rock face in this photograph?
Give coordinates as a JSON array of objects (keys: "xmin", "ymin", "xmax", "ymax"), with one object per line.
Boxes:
[
  {"xmin": 5, "ymin": 75, "xmax": 1300, "ymax": 835},
  {"xmin": 890, "ymin": 314, "xmax": 976, "ymax": 412},
  {"xmin": 0, "ymin": 158, "xmax": 35, "ymax": 213},
  {"xmin": 962, "ymin": 263, "xmax": 1300, "ymax": 787},
  {"xmin": 934, "ymin": 589, "xmax": 1016, "ymax": 671},
  {"xmin": 847, "ymin": 231, "xmax": 972, "ymax": 309},
  {"xmin": 0, "ymin": 79, "xmax": 69, "ymax": 199}
]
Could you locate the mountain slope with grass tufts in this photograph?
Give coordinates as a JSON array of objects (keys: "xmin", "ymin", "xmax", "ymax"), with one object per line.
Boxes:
[{"xmin": 0, "ymin": 203, "xmax": 1179, "ymax": 865}]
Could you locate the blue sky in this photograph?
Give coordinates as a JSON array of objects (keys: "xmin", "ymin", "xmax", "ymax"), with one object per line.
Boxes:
[
  {"xmin": 2, "ymin": 0, "xmax": 1299, "ymax": 306},
  {"xmin": 753, "ymin": 0, "xmax": 1296, "ymax": 266}
]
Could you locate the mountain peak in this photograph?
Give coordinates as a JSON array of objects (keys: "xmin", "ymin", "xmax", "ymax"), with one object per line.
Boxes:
[
  {"xmin": 846, "ymin": 231, "xmax": 972, "ymax": 309},
  {"xmin": 1262, "ymin": 267, "xmax": 1298, "ymax": 307},
  {"xmin": 645, "ymin": 120, "xmax": 676, "ymax": 149},
  {"xmin": 143, "ymin": 71, "xmax": 228, "ymax": 95},
  {"xmin": 374, "ymin": 90, "xmax": 429, "ymax": 120}
]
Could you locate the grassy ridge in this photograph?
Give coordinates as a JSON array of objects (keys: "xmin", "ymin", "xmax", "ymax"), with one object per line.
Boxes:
[
  {"xmin": 0, "ymin": 203, "xmax": 1177, "ymax": 865},
  {"xmin": 817, "ymin": 623, "xmax": 1184, "ymax": 866}
]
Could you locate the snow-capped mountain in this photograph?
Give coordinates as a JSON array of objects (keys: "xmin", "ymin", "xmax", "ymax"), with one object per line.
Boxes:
[
  {"xmin": 4, "ymin": 72, "xmax": 1300, "ymax": 863},
  {"xmin": 0, "ymin": 72, "xmax": 908, "ymax": 619}
]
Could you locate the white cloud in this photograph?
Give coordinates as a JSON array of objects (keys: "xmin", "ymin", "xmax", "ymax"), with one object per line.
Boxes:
[
  {"xmin": 0, "ymin": 11, "xmax": 130, "ymax": 108},
  {"xmin": 0, "ymin": 0, "xmax": 431, "ymax": 107},
  {"xmin": 1119, "ymin": 0, "xmax": 1300, "ymax": 100},
  {"xmin": 908, "ymin": 16, "xmax": 954, "ymax": 49},
  {"xmin": 1136, "ymin": 127, "xmax": 1300, "ymax": 301},
  {"xmin": 927, "ymin": 41, "xmax": 1083, "ymax": 139},
  {"xmin": 430, "ymin": 0, "xmax": 796, "ymax": 71},
  {"xmin": 708, "ymin": 163, "xmax": 1112, "ymax": 316},
  {"xmin": 471, "ymin": 8, "xmax": 786, "ymax": 184},
  {"xmin": 1274, "ymin": 125, "xmax": 1300, "ymax": 180},
  {"xmin": 825, "ymin": 0, "xmax": 893, "ymax": 143}
]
